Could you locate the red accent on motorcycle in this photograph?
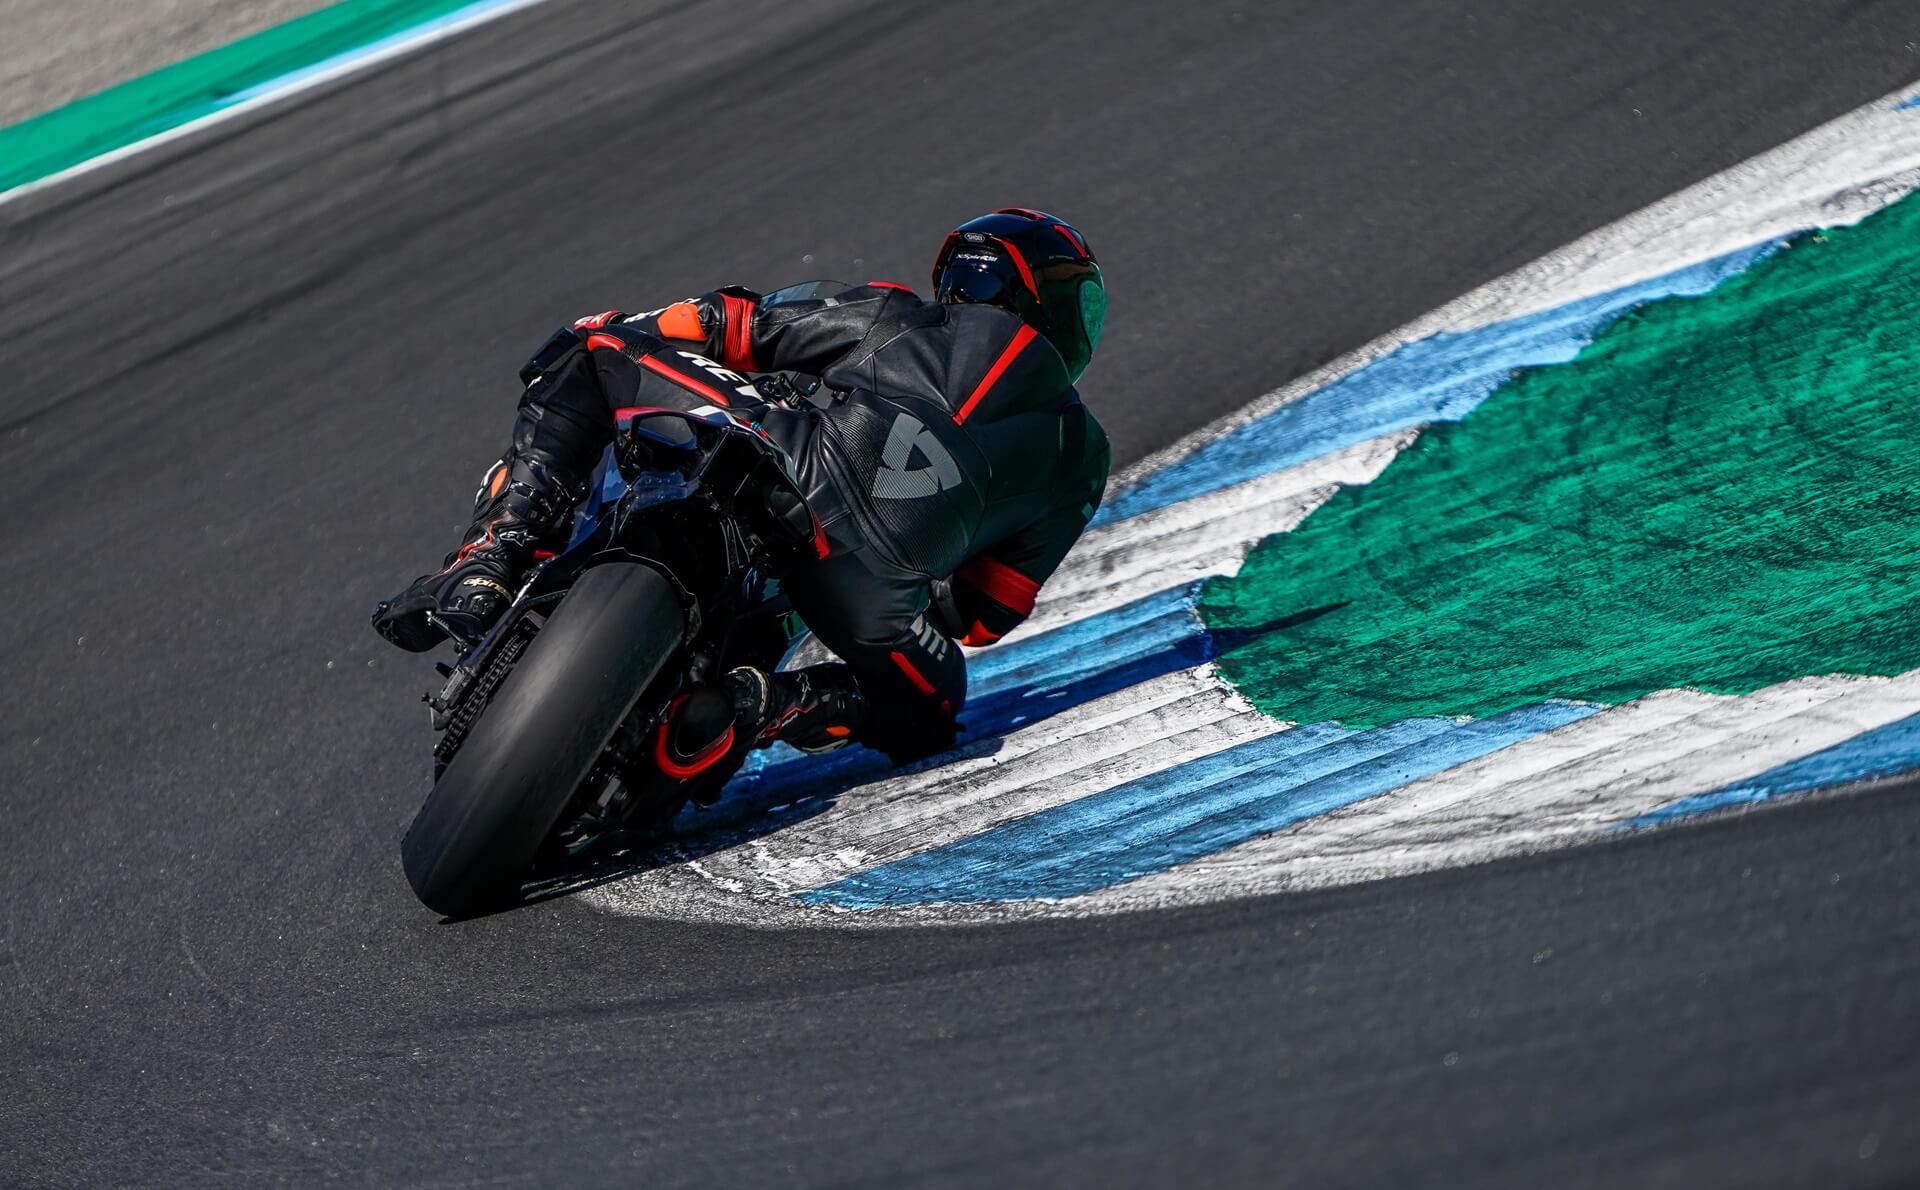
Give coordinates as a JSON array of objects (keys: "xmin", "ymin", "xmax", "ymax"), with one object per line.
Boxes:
[
  {"xmin": 613, "ymin": 405, "xmax": 681, "ymax": 422},
  {"xmin": 718, "ymin": 292, "xmax": 759, "ymax": 372},
  {"xmin": 585, "ymin": 332, "xmax": 629, "ymax": 354},
  {"xmin": 654, "ymin": 696, "xmax": 736, "ymax": 780},
  {"xmin": 889, "ymin": 650, "xmax": 937, "ymax": 696},
  {"xmin": 954, "ymin": 325, "xmax": 1037, "ymax": 424},
  {"xmin": 866, "ymin": 281, "xmax": 915, "ymax": 293},
  {"xmin": 956, "ymin": 555, "xmax": 1040, "ymax": 616},
  {"xmin": 639, "ymin": 353, "xmax": 730, "ymax": 407}
]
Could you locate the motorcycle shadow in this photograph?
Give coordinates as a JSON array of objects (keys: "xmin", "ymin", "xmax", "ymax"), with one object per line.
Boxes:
[{"xmin": 516, "ymin": 636, "xmax": 1211, "ymax": 910}]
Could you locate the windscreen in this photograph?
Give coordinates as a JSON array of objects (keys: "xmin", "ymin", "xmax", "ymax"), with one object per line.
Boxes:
[{"xmin": 760, "ymin": 280, "xmax": 850, "ymax": 308}]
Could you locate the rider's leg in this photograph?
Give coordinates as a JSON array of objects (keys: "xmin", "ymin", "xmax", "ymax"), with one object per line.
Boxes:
[
  {"xmin": 373, "ymin": 325, "xmax": 763, "ymax": 652},
  {"xmin": 372, "ymin": 347, "xmax": 610, "ymax": 651},
  {"xmin": 734, "ymin": 537, "xmax": 966, "ymax": 765}
]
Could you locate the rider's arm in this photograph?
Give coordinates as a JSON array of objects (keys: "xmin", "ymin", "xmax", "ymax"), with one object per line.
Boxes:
[
  {"xmin": 949, "ymin": 412, "xmax": 1111, "ymax": 646},
  {"xmin": 607, "ymin": 283, "xmax": 915, "ymax": 375}
]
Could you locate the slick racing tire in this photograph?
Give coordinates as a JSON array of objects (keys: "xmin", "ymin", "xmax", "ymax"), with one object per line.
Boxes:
[{"xmin": 401, "ymin": 562, "xmax": 683, "ymax": 917}]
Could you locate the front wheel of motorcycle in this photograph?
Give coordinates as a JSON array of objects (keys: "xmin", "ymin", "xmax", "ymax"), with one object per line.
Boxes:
[{"xmin": 400, "ymin": 561, "xmax": 683, "ymax": 917}]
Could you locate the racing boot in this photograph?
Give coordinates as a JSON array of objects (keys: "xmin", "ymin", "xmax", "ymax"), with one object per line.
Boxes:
[
  {"xmin": 374, "ymin": 335, "xmax": 616, "ymax": 652},
  {"xmin": 371, "ymin": 453, "xmax": 578, "ymax": 652},
  {"xmin": 653, "ymin": 666, "xmax": 866, "ymax": 812},
  {"xmin": 724, "ymin": 664, "xmax": 867, "ymax": 755}
]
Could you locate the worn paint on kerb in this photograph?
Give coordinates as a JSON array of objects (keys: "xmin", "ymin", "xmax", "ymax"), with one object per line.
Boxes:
[
  {"xmin": 0, "ymin": 0, "xmax": 553, "ymax": 202},
  {"xmin": 800, "ymin": 702, "xmax": 1597, "ymax": 908},
  {"xmin": 1095, "ymin": 670, "xmax": 1920, "ymax": 910},
  {"xmin": 1626, "ymin": 712, "xmax": 1920, "ymax": 827},
  {"xmin": 1203, "ymin": 191, "xmax": 1920, "ymax": 730},
  {"xmin": 572, "ymin": 83, "xmax": 1920, "ymax": 925}
]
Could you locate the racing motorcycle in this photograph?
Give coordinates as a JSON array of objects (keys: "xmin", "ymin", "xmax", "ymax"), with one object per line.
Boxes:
[{"xmin": 399, "ymin": 283, "xmax": 838, "ymax": 917}]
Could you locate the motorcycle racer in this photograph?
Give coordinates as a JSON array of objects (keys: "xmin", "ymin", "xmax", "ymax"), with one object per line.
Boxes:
[{"xmin": 374, "ymin": 209, "xmax": 1109, "ymax": 771}]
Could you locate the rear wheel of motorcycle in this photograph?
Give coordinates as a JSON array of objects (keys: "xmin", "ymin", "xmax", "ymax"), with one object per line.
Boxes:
[{"xmin": 400, "ymin": 562, "xmax": 683, "ymax": 917}]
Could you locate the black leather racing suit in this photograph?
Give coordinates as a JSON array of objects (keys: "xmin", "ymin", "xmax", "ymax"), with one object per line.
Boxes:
[{"xmin": 543, "ymin": 282, "xmax": 1110, "ymax": 761}]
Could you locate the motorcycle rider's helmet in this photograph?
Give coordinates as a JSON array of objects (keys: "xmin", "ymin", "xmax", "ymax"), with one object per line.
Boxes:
[{"xmin": 932, "ymin": 208, "xmax": 1105, "ymax": 383}]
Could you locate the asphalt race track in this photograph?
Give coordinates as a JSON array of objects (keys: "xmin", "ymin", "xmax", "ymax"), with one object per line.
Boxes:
[{"xmin": 5, "ymin": 1, "xmax": 1920, "ymax": 1184}]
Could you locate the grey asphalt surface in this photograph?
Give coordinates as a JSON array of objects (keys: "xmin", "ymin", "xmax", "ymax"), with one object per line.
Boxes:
[{"xmin": 4, "ymin": 1, "xmax": 1920, "ymax": 1184}]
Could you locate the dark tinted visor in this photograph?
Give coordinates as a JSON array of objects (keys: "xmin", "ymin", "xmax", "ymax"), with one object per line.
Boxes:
[{"xmin": 935, "ymin": 254, "xmax": 1016, "ymax": 306}]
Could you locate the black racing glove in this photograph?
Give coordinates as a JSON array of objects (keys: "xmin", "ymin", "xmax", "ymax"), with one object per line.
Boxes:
[{"xmin": 751, "ymin": 371, "xmax": 828, "ymax": 409}]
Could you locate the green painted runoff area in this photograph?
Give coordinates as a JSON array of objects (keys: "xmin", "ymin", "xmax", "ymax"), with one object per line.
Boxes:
[
  {"xmin": 1203, "ymin": 193, "xmax": 1920, "ymax": 728},
  {"xmin": 0, "ymin": 0, "xmax": 482, "ymax": 195}
]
